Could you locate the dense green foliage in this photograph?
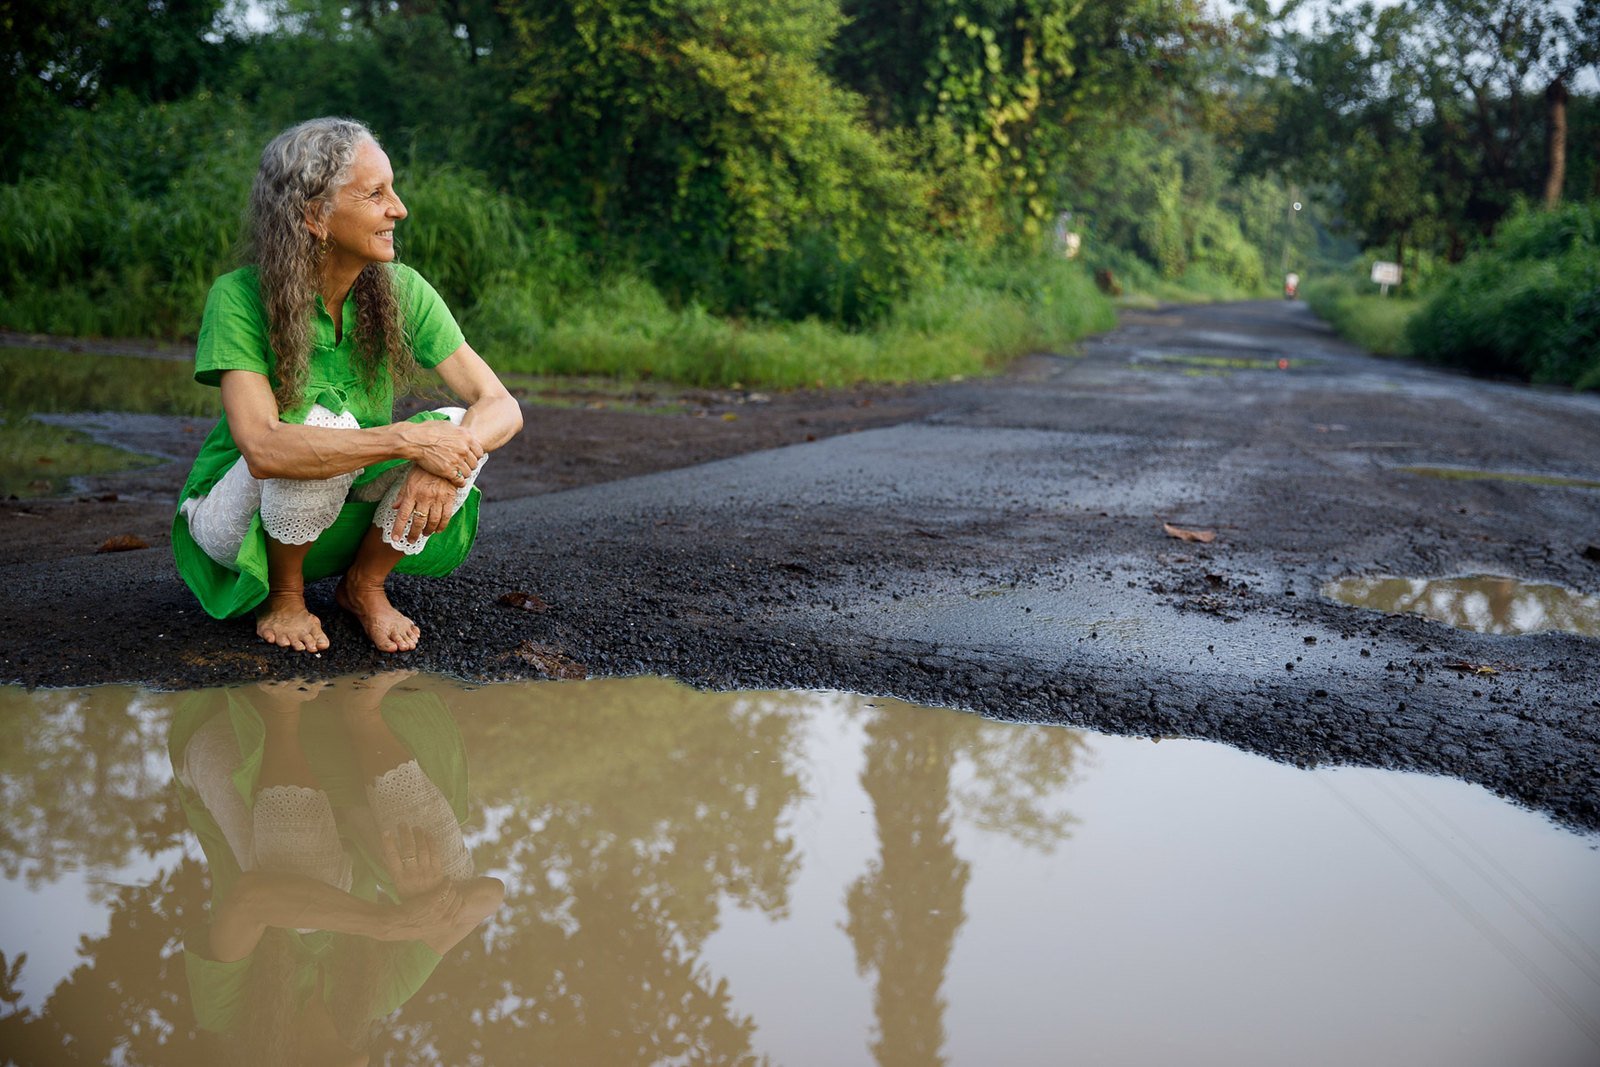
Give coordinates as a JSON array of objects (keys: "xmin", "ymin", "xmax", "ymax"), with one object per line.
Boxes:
[
  {"xmin": 1406, "ymin": 202, "xmax": 1600, "ymax": 387},
  {"xmin": 0, "ymin": 0, "xmax": 1269, "ymax": 391}
]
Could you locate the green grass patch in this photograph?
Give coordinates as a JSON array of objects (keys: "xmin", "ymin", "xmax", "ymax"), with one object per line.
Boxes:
[
  {"xmin": 467, "ymin": 256, "xmax": 1116, "ymax": 389},
  {"xmin": 0, "ymin": 416, "xmax": 160, "ymax": 497},
  {"xmin": 0, "ymin": 347, "xmax": 216, "ymax": 416},
  {"xmin": 1303, "ymin": 274, "xmax": 1419, "ymax": 356},
  {"xmin": 1398, "ymin": 465, "xmax": 1600, "ymax": 490}
]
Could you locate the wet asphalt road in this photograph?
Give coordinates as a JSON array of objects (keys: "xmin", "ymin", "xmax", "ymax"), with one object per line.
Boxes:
[{"xmin": 5, "ymin": 300, "xmax": 1598, "ymax": 830}]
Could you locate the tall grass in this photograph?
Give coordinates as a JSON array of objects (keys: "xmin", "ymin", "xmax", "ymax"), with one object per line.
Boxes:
[
  {"xmin": 1303, "ymin": 272, "xmax": 1419, "ymax": 356},
  {"xmin": 468, "ymin": 251, "xmax": 1115, "ymax": 388}
]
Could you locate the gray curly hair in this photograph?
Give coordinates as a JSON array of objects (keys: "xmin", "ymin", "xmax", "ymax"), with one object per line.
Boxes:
[{"xmin": 246, "ymin": 117, "xmax": 417, "ymax": 411}]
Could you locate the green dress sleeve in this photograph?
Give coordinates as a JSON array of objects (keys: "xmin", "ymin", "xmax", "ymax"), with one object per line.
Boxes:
[
  {"xmin": 396, "ymin": 264, "xmax": 466, "ymax": 368},
  {"xmin": 184, "ymin": 947, "xmax": 256, "ymax": 1033},
  {"xmin": 194, "ymin": 270, "xmax": 273, "ymax": 387}
]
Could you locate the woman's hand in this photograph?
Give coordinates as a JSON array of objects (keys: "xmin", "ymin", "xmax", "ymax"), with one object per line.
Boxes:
[
  {"xmin": 399, "ymin": 420, "xmax": 484, "ymax": 485},
  {"xmin": 390, "ymin": 467, "xmax": 459, "ymax": 543},
  {"xmin": 381, "ymin": 824, "xmax": 447, "ymax": 899},
  {"xmin": 385, "ymin": 881, "xmax": 466, "ymax": 940}
]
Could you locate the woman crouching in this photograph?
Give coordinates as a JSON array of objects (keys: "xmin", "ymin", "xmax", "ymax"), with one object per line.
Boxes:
[{"xmin": 174, "ymin": 117, "xmax": 522, "ymax": 652}]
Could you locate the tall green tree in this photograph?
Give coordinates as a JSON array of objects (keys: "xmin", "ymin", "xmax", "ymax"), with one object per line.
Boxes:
[
  {"xmin": 1248, "ymin": 0, "xmax": 1600, "ymax": 262},
  {"xmin": 829, "ymin": 0, "xmax": 1217, "ymax": 235},
  {"xmin": 499, "ymin": 0, "xmax": 932, "ymax": 321}
]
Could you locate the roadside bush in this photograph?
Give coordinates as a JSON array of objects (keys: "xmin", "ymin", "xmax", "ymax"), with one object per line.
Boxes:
[{"xmin": 1406, "ymin": 202, "xmax": 1600, "ymax": 386}]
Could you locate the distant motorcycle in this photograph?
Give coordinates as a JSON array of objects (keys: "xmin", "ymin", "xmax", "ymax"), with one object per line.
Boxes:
[{"xmin": 1284, "ymin": 272, "xmax": 1300, "ymax": 300}]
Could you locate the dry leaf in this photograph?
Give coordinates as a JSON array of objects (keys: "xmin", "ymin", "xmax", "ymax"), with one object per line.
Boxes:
[
  {"xmin": 1162, "ymin": 523, "xmax": 1216, "ymax": 544},
  {"xmin": 511, "ymin": 641, "xmax": 586, "ymax": 680},
  {"xmin": 1445, "ymin": 661, "xmax": 1504, "ymax": 675},
  {"xmin": 97, "ymin": 534, "xmax": 149, "ymax": 553},
  {"xmin": 497, "ymin": 590, "xmax": 549, "ymax": 612}
]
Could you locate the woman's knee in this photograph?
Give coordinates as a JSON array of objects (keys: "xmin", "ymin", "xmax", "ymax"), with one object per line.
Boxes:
[{"xmin": 259, "ymin": 404, "xmax": 362, "ymax": 546}]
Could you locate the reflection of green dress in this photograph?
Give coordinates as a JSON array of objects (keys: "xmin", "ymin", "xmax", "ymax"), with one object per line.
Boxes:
[
  {"xmin": 171, "ymin": 264, "xmax": 479, "ymax": 620},
  {"xmin": 168, "ymin": 689, "xmax": 470, "ymax": 1034}
]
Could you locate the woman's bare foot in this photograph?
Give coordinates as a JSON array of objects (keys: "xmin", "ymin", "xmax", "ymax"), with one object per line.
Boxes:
[
  {"xmin": 336, "ymin": 576, "xmax": 421, "ymax": 652},
  {"xmin": 255, "ymin": 592, "xmax": 330, "ymax": 652}
]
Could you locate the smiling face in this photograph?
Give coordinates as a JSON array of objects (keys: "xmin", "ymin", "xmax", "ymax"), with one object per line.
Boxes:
[{"xmin": 310, "ymin": 138, "xmax": 407, "ymax": 279}]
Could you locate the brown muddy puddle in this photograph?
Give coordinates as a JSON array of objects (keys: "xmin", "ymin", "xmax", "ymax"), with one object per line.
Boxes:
[
  {"xmin": 2, "ymin": 675, "xmax": 1597, "ymax": 1066},
  {"xmin": 1324, "ymin": 574, "xmax": 1600, "ymax": 637}
]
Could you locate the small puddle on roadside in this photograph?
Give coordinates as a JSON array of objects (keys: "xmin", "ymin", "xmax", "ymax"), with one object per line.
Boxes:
[
  {"xmin": 1323, "ymin": 574, "xmax": 1600, "ymax": 637},
  {"xmin": 1, "ymin": 675, "xmax": 1597, "ymax": 1066},
  {"xmin": 1398, "ymin": 465, "xmax": 1600, "ymax": 491}
]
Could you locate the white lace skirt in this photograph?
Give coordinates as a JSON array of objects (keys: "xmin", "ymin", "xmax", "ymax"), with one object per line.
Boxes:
[{"xmin": 181, "ymin": 406, "xmax": 483, "ymax": 568}]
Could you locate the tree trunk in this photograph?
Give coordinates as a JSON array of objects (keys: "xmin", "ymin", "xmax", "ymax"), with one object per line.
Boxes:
[{"xmin": 1544, "ymin": 77, "xmax": 1569, "ymax": 209}]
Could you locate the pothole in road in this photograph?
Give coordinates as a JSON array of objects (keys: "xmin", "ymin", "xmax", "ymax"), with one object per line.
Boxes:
[
  {"xmin": 2, "ymin": 675, "xmax": 1596, "ymax": 1064},
  {"xmin": 1397, "ymin": 465, "xmax": 1600, "ymax": 490},
  {"xmin": 1322, "ymin": 574, "xmax": 1600, "ymax": 637}
]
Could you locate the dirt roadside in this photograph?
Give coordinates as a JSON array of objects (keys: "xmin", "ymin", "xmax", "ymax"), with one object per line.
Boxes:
[{"xmin": 0, "ymin": 363, "xmax": 946, "ymax": 566}]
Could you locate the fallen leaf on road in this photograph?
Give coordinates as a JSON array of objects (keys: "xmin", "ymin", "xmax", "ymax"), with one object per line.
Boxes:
[
  {"xmin": 1163, "ymin": 523, "xmax": 1216, "ymax": 544},
  {"xmin": 511, "ymin": 641, "xmax": 586, "ymax": 679},
  {"xmin": 97, "ymin": 535, "xmax": 149, "ymax": 553},
  {"xmin": 1445, "ymin": 661, "xmax": 1506, "ymax": 675},
  {"xmin": 498, "ymin": 591, "xmax": 549, "ymax": 612}
]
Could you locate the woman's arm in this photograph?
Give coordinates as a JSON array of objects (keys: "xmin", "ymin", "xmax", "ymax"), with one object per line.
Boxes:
[
  {"xmin": 420, "ymin": 876, "xmax": 506, "ymax": 955},
  {"xmin": 220, "ymin": 370, "xmax": 484, "ymax": 485},
  {"xmin": 380, "ymin": 342, "xmax": 523, "ymax": 541},
  {"xmin": 207, "ymin": 869, "xmax": 482, "ymax": 962},
  {"xmin": 207, "ymin": 870, "xmax": 398, "ymax": 962},
  {"xmin": 432, "ymin": 342, "xmax": 523, "ymax": 451}
]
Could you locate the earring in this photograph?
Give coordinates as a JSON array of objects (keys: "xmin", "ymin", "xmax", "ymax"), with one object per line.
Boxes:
[{"xmin": 316, "ymin": 235, "xmax": 332, "ymax": 257}]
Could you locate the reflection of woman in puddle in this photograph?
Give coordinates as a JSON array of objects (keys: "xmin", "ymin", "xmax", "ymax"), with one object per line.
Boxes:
[{"xmin": 168, "ymin": 672, "xmax": 503, "ymax": 1065}]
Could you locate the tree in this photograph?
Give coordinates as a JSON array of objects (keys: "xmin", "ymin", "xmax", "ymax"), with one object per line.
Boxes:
[
  {"xmin": 829, "ymin": 0, "xmax": 1218, "ymax": 235},
  {"xmin": 498, "ymin": 0, "xmax": 932, "ymax": 321},
  {"xmin": 1247, "ymin": 1, "xmax": 1600, "ymax": 262}
]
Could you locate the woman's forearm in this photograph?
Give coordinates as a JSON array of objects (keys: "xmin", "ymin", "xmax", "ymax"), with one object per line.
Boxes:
[
  {"xmin": 460, "ymin": 392, "xmax": 523, "ymax": 453},
  {"xmin": 209, "ymin": 870, "xmax": 396, "ymax": 961},
  {"xmin": 239, "ymin": 420, "xmax": 416, "ymax": 481}
]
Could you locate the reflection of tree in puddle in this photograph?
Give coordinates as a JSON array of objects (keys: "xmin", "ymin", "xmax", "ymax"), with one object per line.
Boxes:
[
  {"xmin": 1326, "ymin": 576, "xmax": 1600, "ymax": 637},
  {"xmin": 0, "ymin": 688, "xmax": 175, "ymax": 894},
  {"xmin": 846, "ymin": 705, "xmax": 1084, "ymax": 1067},
  {"xmin": 0, "ymin": 686, "xmax": 202, "ymax": 1065},
  {"xmin": 420, "ymin": 681, "xmax": 806, "ymax": 1065},
  {"xmin": 0, "ymin": 678, "xmax": 805, "ymax": 1065}
]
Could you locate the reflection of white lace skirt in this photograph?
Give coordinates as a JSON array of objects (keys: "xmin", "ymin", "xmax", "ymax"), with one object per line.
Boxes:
[
  {"xmin": 367, "ymin": 760, "xmax": 474, "ymax": 881},
  {"xmin": 180, "ymin": 405, "xmax": 483, "ymax": 568},
  {"xmin": 178, "ymin": 714, "xmax": 352, "ymax": 892},
  {"xmin": 179, "ymin": 714, "xmax": 472, "ymax": 895}
]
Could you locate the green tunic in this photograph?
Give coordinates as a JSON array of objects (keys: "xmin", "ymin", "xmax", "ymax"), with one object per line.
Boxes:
[
  {"xmin": 172, "ymin": 264, "xmax": 478, "ymax": 620},
  {"xmin": 169, "ymin": 688, "xmax": 471, "ymax": 1033}
]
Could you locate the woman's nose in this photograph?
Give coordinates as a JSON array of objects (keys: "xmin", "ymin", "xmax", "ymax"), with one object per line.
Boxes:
[{"xmin": 389, "ymin": 194, "xmax": 407, "ymax": 220}]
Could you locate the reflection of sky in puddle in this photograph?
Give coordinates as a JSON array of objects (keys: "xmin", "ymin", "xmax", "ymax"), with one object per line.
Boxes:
[
  {"xmin": 1323, "ymin": 575, "xmax": 1600, "ymax": 637},
  {"xmin": 1, "ymin": 677, "xmax": 1597, "ymax": 1066}
]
